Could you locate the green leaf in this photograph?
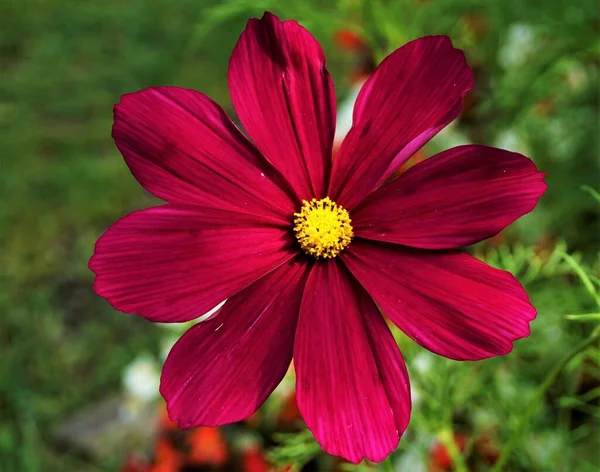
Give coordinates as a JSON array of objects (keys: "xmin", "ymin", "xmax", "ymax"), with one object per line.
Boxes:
[
  {"xmin": 560, "ymin": 252, "xmax": 600, "ymax": 306},
  {"xmin": 581, "ymin": 185, "xmax": 600, "ymax": 203},
  {"xmin": 566, "ymin": 313, "xmax": 600, "ymax": 321}
]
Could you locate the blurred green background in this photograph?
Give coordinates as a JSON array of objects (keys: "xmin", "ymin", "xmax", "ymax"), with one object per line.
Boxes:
[{"xmin": 1, "ymin": 0, "xmax": 599, "ymax": 471}]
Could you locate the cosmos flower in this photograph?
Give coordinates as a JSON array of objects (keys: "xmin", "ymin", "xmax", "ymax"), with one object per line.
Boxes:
[{"xmin": 90, "ymin": 12, "xmax": 546, "ymax": 463}]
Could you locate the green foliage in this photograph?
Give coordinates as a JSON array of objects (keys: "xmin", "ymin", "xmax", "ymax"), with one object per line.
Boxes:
[
  {"xmin": 267, "ymin": 430, "xmax": 323, "ymax": 469},
  {"xmin": 1, "ymin": 0, "xmax": 598, "ymax": 471},
  {"xmin": 480, "ymin": 240, "xmax": 581, "ymax": 285}
]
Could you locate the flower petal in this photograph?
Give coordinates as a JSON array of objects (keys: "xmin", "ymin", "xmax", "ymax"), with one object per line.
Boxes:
[
  {"xmin": 353, "ymin": 145, "xmax": 547, "ymax": 249},
  {"xmin": 294, "ymin": 261, "xmax": 411, "ymax": 463},
  {"xmin": 89, "ymin": 205, "xmax": 295, "ymax": 322},
  {"xmin": 329, "ymin": 36, "xmax": 473, "ymax": 209},
  {"xmin": 113, "ymin": 86, "xmax": 294, "ymax": 224},
  {"xmin": 228, "ymin": 12, "xmax": 336, "ymax": 200},
  {"xmin": 343, "ymin": 241, "xmax": 536, "ymax": 361},
  {"xmin": 160, "ymin": 258, "xmax": 310, "ymax": 427}
]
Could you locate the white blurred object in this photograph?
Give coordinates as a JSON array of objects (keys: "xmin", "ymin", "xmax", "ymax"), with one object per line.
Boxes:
[
  {"xmin": 122, "ymin": 355, "xmax": 160, "ymax": 405},
  {"xmin": 430, "ymin": 121, "xmax": 473, "ymax": 150},
  {"xmin": 234, "ymin": 431, "xmax": 263, "ymax": 451},
  {"xmin": 272, "ymin": 363, "xmax": 296, "ymax": 400},
  {"xmin": 333, "ymin": 79, "xmax": 366, "ymax": 149},
  {"xmin": 564, "ymin": 60, "xmax": 588, "ymax": 91},
  {"xmin": 395, "ymin": 448, "xmax": 428, "ymax": 472},
  {"xmin": 526, "ymin": 430, "xmax": 567, "ymax": 468},
  {"xmin": 546, "ymin": 117, "xmax": 578, "ymax": 162},
  {"xmin": 472, "ymin": 408, "xmax": 498, "ymax": 429},
  {"xmin": 160, "ymin": 334, "xmax": 180, "ymax": 362},
  {"xmin": 410, "ymin": 384, "xmax": 421, "ymax": 407},
  {"xmin": 494, "ymin": 129, "xmax": 531, "ymax": 156},
  {"xmin": 412, "ymin": 352, "xmax": 434, "ymax": 375},
  {"xmin": 498, "ymin": 24, "xmax": 537, "ymax": 69}
]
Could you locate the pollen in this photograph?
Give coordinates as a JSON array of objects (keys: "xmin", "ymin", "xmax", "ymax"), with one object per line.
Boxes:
[{"xmin": 293, "ymin": 197, "xmax": 354, "ymax": 259}]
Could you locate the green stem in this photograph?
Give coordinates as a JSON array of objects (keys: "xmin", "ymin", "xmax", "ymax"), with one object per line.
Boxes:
[
  {"xmin": 491, "ymin": 326, "xmax": 600, "ymax": 472},
  {"xmin": 439, "ymin": 428, "xmax": 469, "ymax": 472},
  {"xmin": 561, "ymin": 252, "xmax": 600, "ymax": 307},
  {"xmin": 436, "ymin": 361, "xmax": 469, "ymax": 472}
]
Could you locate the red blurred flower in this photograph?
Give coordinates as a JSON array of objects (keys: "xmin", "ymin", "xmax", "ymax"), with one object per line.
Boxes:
[
  {"xmin": 334, "ymin": 29, "xmax": 368, "ymax": 50},
  {"xmin": 460, "ymin": 13, "xmax": 489, "ymax": 41},
  {"xmin": 120, "ymin": 456, "xmax": 151, "ymax": 472},
  {"xmin": 333, "ymin": 28, "xmax": 376, "ymax": 82},
  {"xmin": 242, "ymin": 446, "xmax": 272, "ymax": 472},
  {"xmin": 474, "ymin": 432, "xmax": 500, "ymax": 465},
  {"xmin": 277, "ymin": 391, "xmax": 302, "ymax": 427},
  {"xmin": 533, "ymin": 98, "xmax": 555, "ymax": 117},
  {"xmin": 428, "ymin": 433, "xmax": 468, "ymax": 472},
  {"xmin": 151, "ymin": 439, "xmax": 181, "ymax": 472},
  {"xmin": 186, "ymin": 427, "xmax": 229, "ymax": 467},
  {"xmin": 91, "ymin": 12, "xmax": 546, "ymax": 464},
  {"xmin": 158, "ymin": 405, "xmax": 178, "ymax": 433},
  {"xmin": 244, "ymin": 410, "xmax": 262, "ymax": 429}
]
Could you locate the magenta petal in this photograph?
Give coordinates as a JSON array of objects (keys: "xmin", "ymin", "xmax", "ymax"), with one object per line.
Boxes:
[
  {"xmin": 353, "ymin": 145, "xmax": 547, "ymax": 249},
  {"xmin": 228, "ymin": 12, "xmax": 336, "ymax": 200},
  {"xmin": 160, "ymin": 259, "xmax": 309, "ymax": 427},
  {"xmin": 89, "ymin": 205, "xmax": 295, "ymax": 322},
  {"xmin": 294, "ymin": 261, "xmax": 411, "ymax": 463},
  {"xmin": 329, "ymin": 36, "xmax": 473, "ymax": 209},
  {"xmin": 343, "ymin": 241, "xmax": 537, "ymax": 361},
  {"xmin": 113, "ymin": 86, "xmax": 294, "ymax": 224}
]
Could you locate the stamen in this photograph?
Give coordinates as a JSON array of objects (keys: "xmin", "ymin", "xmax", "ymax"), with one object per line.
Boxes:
[{"xmin": 293, "ymin": 197, "xmax": 354, "ymax": 259}]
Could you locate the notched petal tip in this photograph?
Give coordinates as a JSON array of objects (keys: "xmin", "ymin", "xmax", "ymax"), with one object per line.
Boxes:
[
  {"xmin": 229, "ymin": 8, "xmax": 336, "ymax": 200},
  {"xmin": 295, "ymin": 262, "xmax": 411, "ymax": 464},
  {"xmin": 89, "ymin": 206, "xmax": 296, "ymax": 323},
  {"xmin": 110, "ymin": 85, "xmax": 296, "ymax": 220},
  {"xmin": 259, "ymin": 10, "xmax": 280, "ymax": 22},
  {"xmin": 353, "ymin": 144, "xmax": 548, "ymax": 250},
  {"xmin": 344, "ymin": 242, "xmax": 539, "ymax": 362},
  {"xmin": 159, "ymin": 260, "xmax": 307, "ymax": 429},
  {"xmin": 329, "ymin": 34, "xmax": 476, "ymax": 208}
]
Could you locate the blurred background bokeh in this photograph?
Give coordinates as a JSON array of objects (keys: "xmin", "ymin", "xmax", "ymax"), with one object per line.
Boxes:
[{"xmin": 1, "ymin": 0, "xmax": 599, "ymax": 471}]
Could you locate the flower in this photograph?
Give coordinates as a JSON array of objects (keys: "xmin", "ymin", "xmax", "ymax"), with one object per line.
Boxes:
[
  {"xmin": 90, "ymin": 12, "xmax": 547, "ymax": 464},
  {"xmin": 241, "ymin": 445, "xmax": 272, "ymax": 472},
  {"xmin": 186, "ymin": 426, "xmax": 229, "ymax": 467},
  {"xmin": 428, "ymin": 433, "xmax": 468, "ymax": 472}
]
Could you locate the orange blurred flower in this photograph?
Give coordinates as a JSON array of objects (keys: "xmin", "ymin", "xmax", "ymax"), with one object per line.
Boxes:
[
  {"xmin": 475, "ymin": 432, "xmax": 500, "ymax": 465},
  {"xmin": 334, "ymin": 29, "xmax": 368, "ymax": 51},
  {"xmin": 278, "ymin": 391, "xmax": 302, "ymax": 427},
  {"xmin": 187, "ymin": 427, "xmax": 229, "ymax": 467},
  {"xmin": 242, "ymin": 446, "xmax": 272, "ymax": 472},
  {"xmin": 245, "ymin": 410, "xmax": 262, "ymax": 428},
  {"xmin": 152, "ymin": 439, "xmax": 181, "ymax": 472},
  {"xmin": 428, "ymin": 433, "xmax": 468, "ymax": 472},
  {"xmin": 158, "ymin": 404, "xmax": 178, "ymax": 432},
  {"xmin": 120, "ymin": 456, "xmax": 151, "ymax": 472}
]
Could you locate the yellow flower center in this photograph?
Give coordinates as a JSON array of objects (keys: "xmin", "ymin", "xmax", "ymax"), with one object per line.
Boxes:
[{"xmin": 293, "ymin": 197, "xmax": 354, "ymax": 259}]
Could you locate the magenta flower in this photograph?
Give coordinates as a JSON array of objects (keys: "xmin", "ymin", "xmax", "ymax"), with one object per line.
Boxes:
[{"xmin": 90, "ymin": 12, "xmax": 546, "ymax": 463}]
